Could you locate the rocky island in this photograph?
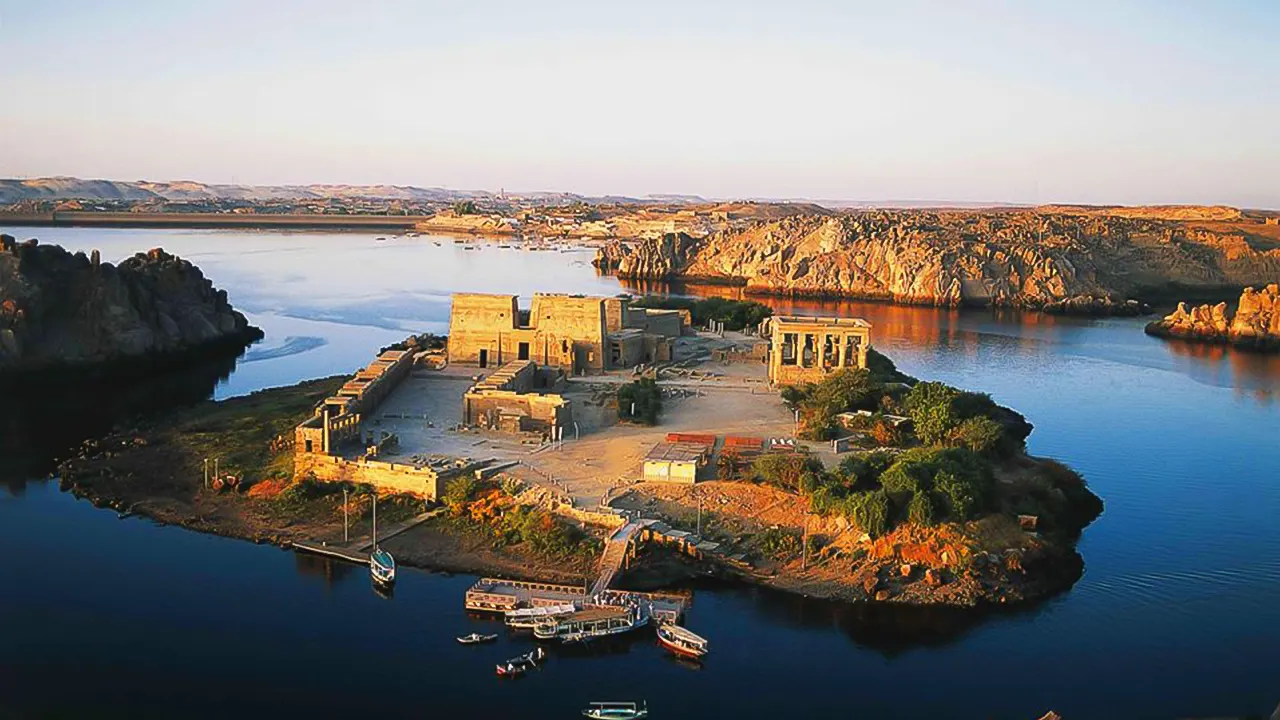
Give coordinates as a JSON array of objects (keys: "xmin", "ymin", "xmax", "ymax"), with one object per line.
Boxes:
[
  {"xmin": 1145, "ymin": 284, "xmax": 1280, "ymax": 351},
  {"xmin": 594, "ymin": 207, "xmax": 1280, "ymax": 315},
  {"xmin": 0, "ymin": 235, "xmax": 262, "ymax": 379},
  {"xmin": 55, "ymin": 293, "xmax": 1102, "ymax": 613}
]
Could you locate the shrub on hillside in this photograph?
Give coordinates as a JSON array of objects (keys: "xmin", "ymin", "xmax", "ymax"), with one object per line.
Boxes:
[
  {"xmin": 946, "ymin": 416, "xmax": 1005, "ymax": 455},
  {"xmin": 443, "ymin": 475, "xmax": 478, "ymax": 515},
  {"xmin": 871, "ymin": 418, "xmax": 904, "ymax": 447},
  {"xmin": 907, "ymin": 491, "xmax": 938, "ymax": 526},
  {"xmin": 848, "ymin": 490, "xmax": 892, "ymax": 537},
  {"xmin": 751, "ymin": 453, "xmax": 821, "ymax": 491},
  {"xmin": 905, "ymin": 381, "xmax": 963, "ymax": 445}
]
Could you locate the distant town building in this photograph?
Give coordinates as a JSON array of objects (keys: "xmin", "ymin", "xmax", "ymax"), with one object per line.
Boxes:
[{"xmin": 766, "ymin": 315, "xmax": 871, "ymax": 386}]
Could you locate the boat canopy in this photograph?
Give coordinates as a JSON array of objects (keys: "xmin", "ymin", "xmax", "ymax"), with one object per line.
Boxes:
[
  {"xmin": 504, "ymin": 603, "xmax": 576, "ymax": 619},
  {"xmin": 660, "ymin": 624, "xmax": 708, "ymax": 648}
]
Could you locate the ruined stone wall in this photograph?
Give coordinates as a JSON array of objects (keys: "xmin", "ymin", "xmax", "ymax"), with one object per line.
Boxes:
[
  {"xmin": 624, "ymin": 308, "xmax": 685, "ymax": 338},
  {"xmin": 462, "ymin": 388, "xmax": 572, "ymax": 433},
  {"xmin": 295, "ymin": 453, "xmax": 457, "ymax": 500},
  {"xmin": 603, "ymin": 296, "xmax": 629, "ymax": 333}
]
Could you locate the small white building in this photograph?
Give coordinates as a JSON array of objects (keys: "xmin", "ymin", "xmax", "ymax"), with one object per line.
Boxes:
[{"xmin": 642, "ymin": 442, "xmax": 708, "ymax": 484}]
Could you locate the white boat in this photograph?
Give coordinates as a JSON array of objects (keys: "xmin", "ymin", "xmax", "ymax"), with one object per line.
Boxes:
[
  {"xmin": 369, "ymin": 495, "xmax": 396, "ymax": 586},
  {"xmin": 370, "ymin": 547, "xmax": 395, "ymax": 586},
  {"xmin": 656, "ymin": 624, "xmax": 708, "ymax": 660},
  {"xmin": 582, "ymin": 701, "xmax": 648, "ymax": 719},
  {"xmin": 456, "ymin": 633, "xmax": 498, "ymax": 645},
  {"xmin": 533, "ymin": 605, "xmax": 648, "ymax": 642},
  {"xmin": 504, "ymin": 603, "xmax": 577, "ymax": 630}
]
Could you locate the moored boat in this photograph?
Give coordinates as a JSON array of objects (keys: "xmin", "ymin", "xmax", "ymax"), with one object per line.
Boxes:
[
  {"xmin": 534, "ymin": 605, "xmax": 648, "ymax": 642},
  {"xmin": 370, "ymin": 547, "xmax": 396, "ymax": 586},
  {"xmin": 495, "ymin": 660, "xmax": 529, "ymax": 677},
  {"xmin": 456, "ymin": 633, "xmax": 498, "ymax": 645},
  {"xmin": 504, "ymin": 603, "xmax": 577, "ymax": 630},
  {"xmin": 582, "ymin": 701, "xmax": 648, "ymax": 719},
  {"xmin": 369, "ymin": 494, "xmax": 396, "ymax": 586},
  {"xmin": 656, "ymin": 623, "xmax": 708, "ymax": 660}
]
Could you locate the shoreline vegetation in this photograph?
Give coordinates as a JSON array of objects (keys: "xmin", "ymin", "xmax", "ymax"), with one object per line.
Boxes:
[{"xmin": 55, "ymin": 346, "xmax": 1103, "ymax": 613}]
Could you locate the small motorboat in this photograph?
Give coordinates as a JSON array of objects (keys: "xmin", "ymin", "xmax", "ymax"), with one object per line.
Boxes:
[
  {"xmin": 656, "ymin": 624, "xmax": 708, "ymax": 660},
  {"xmin": 582, "ymin": 701, "xmax": 648, "ymax": 719},
  {"xmin": 523, "ymin": 647, "xmax": 546, "ymax": 664},
  {"xmin": 456, "ymin": 633, "xmax": 498, "ymax": 645},
  {"xmin": 495, "ymin": 660, "xmax": 528, "ymax": 677}
]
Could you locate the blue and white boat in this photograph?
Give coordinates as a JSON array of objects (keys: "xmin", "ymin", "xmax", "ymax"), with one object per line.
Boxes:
[
  {"xmin": 370, "ymin": 547, "xmax": 396, "ymax": 586},
  {"xmin": 369, "ymin": 494, "xmax": 396, "ymax": 586}
]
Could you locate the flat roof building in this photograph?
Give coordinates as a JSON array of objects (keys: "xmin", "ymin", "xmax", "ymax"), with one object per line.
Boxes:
[{"xmin": 642, "ymin": 442, "xmax": 709, "ymax": 484}]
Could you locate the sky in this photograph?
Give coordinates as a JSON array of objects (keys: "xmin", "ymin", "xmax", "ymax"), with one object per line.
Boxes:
[{"xmin": 1, "ymin": 0, "xmax": 1278, "ymax": 207}]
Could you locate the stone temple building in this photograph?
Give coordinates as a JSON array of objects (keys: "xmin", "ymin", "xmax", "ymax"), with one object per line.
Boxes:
[
  {"xmin": 767, "ymin": 315, "xmax": 872, "ymax": 386},
  {"xmin": 447, "ymin": 293, "xmax": 687, "ymax": 375}
]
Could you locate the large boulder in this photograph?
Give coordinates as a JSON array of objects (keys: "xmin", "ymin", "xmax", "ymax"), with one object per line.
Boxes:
[
  {"xmin": 0, "ymin": 238, "xmax": 261, "ymax": 374},
  {"xmin": 1145, "ymin": 284, "xmax": 1280, "ymax": 351}
]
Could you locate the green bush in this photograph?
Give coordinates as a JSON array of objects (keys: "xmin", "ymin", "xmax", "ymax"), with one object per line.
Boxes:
[
  {"xmin": 784, "ymin": 369, "xmax": 884, "ymax": 439},
  {"xmin": 879, "ymin": 459, "xmax": 934, "ymax": 496},
  {"xmin": 618, "ymin": 378, "xmax": 662, "ymax": 425},
  {"xmin": 907, "ymin": 491, "xmax": 937, "ymax": 526},
  {"xmin": 875, "ymin": 446, "xmax": 994, "ymax": 522},
  {"xmin": 934, "ymin": 469, "xmax": 981, "ymax": 521},
  {"xmin": 847, "ymin": 490, "xmax": 892, "ymax": 537},
  {"xmin": 751, "ymin": 453, "xmax": 821, "ymax": 491},
  {"xmin": 756, "ymin": 527, "xmax": 801, "ymax": 559},
  {"xmin": 452, "ymin": 200, "xmax": 477, "ymax": 215},
  {"xmin": 443, "ymin": 475, "xmax": 478, "ymax": 513},
  {"xmin": 905, "ymin": 381, "xmax": 962, "ymax": 445},
  {"xmin": 946, "ymin": 416, "xmax": 1005, "ymax": 455}
]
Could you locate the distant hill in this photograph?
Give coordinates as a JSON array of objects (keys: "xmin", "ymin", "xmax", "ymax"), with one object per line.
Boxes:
[
  {"xmin": 0, "ymin": 177, "xmax": 494, "ymax": 204},
  {"xmin": 0, "ymin": 176, "xmax": 700, "ymax": 206}
]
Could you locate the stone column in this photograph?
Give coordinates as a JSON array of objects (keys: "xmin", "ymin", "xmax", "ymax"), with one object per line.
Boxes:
[{"xmin": 322, "ymin": 406, "xmax": 331, "ymax": 454}]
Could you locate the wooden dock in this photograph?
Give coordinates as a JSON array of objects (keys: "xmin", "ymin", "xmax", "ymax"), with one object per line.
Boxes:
[
  {"xmin": 291, "ymin": 508, "xmax": 442, "ymax": 564},
  {"xmin": 291, "ymin": 540, "xmax": 368, "ymax": 564}
]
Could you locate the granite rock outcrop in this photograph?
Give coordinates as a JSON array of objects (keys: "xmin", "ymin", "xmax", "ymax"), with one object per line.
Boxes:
[
  {"xmin": 1145, "ymin": 284, "xmax": 1280, "ymax": 350},
  {"xmin": 594, "ymin": 210, "xmax": 1280, "ymax": 315},
  {"xmin": 0, "ymin": 234, "xmax": 261, "ymax": 374}
]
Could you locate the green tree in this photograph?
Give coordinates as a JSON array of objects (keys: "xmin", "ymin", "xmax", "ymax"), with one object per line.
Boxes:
[
  {"xmin": 848, "ymin": 490, "xmax": 892, "ymax": 537},
  {"xmin": 946, "ymin": 416, "xmax": 1005, "ymax": 455},
  {"xmin": 617, "ymin": 378, "xmax": 662, "ymax": 425},
  {"xmin": 443, "ymin": 475, "xmax": 477, "ymax": 515},
  {"xmin": 905, "ymin": 381, "xmax": 962, "ymax": 445},
  {"xmin": 751, "ymin": 453, "xmax": 819, "ymax": 491},
  {"xmin": 934, "ymin": 469, "xmax": 980, "ymax": 521},
  {"xmin": 452, "ymin": 200, "xmax": 478, "ymax": 215}
]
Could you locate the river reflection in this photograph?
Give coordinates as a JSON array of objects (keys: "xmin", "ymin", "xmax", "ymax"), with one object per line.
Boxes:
[{"xmin": 0, "ymin": 343, "xmax": 248, "ymax": 482}]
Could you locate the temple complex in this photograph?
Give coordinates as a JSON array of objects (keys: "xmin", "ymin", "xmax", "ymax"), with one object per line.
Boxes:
[{"xmin": 447, "ymin": 293, "xmax": 686, "ymax": 374}]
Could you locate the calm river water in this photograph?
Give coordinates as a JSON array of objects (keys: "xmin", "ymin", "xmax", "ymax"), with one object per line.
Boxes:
[{"xmin": 2, "ymin": 228, "xmax": 1278, "ymax": 719}]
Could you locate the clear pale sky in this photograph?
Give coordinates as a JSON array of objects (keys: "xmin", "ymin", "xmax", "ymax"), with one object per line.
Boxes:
[{"xmin": 2, "ymin": 1, "xmax": 1277, "ymax": 206}]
